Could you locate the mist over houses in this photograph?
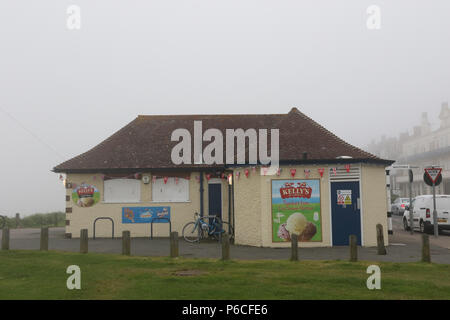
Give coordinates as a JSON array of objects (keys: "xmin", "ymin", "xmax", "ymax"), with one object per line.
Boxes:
[{"xmin": 368, "ymin": 102, "xmax": 450, "ymax": 198}]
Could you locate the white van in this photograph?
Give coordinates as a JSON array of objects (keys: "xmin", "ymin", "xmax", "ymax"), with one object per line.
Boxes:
[{"xmin": 403, "ymin": 195, "xmax": 450, "ymax": 233}]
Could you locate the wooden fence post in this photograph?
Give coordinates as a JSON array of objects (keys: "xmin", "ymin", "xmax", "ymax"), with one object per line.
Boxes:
[
  {"xmin": 1, "ymin": 227, "xmax": 9, "ymax": 250},
  {"xmin": 15, "ymin": 213, "xmax": 20, "ymax": 228},
  {"xmin": 40, "ymin": 227, "xmax": 48, "ymax": 251},
  {"xmin": 422, "ymin": 234, "xmax": 431, "ymax": 263},
  {"xmin": 290, "ymin": 234, "xmax": 298, "ymax": 261},
  {"xmin": 122, "ymin": 231, "xmax": 131, "ymax": 256},
  {"xmin": 170, "ymin": 231, "xmax": 179, "ymax": 258},
  {"xmin": 222, "ymin": 233, "xmax": 230, "ymax": 260},
  {"xmin": 376, "ymin": 224, "xmax": 387, "ymax": 255},
  {"xmin": 80, "ymin": 229, "xmax": 88, "ymax": 254},
  {"xmin": 349, "ymin": 235, "xmax": 358, "ymax": 262}
]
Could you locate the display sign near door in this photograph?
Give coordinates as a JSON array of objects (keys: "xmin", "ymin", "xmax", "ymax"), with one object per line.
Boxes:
[
  {"xmin": 271, "ymin": 180, "xmax": 322, "ymax": 242},
  {"xmin": 337, "ymin": 190, "xmax": 352, "ymax": 206}
]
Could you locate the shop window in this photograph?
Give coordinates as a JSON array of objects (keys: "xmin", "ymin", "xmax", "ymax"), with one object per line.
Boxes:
[
  {"xmin": 104, "ymin": 179, "xmax": 141, "ymax": 203},
  {"xmin": 152, "ymin": 177, "xmax": 189, "ymax": 202}
]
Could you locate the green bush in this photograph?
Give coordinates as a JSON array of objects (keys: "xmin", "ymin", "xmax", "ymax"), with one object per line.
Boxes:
[{"xmin": 0, "ymin": 212, "xmax": 65, "ymax": 229}]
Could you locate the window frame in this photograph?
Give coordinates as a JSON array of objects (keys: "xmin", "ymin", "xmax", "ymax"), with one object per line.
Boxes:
[
  {"xmin": 151, "ymin": 177, "xmax": 190, "ymax": 203},
  {"xmin": 103, "ymin": 178, "xmax": 142, "ymax": 203}
]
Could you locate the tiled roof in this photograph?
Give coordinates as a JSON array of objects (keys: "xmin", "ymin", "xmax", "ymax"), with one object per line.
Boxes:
[{"xmin": 53, "ymin": 107, "xmax": 393, "ymax": 172}]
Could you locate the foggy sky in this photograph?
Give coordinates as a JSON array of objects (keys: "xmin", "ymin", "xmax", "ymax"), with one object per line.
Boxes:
[{"xmin": 0, "ymin": 0, "xmax": 449, "ymax": 216}]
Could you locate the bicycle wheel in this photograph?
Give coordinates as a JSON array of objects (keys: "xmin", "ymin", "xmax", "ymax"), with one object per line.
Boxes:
[
  {"xmin": 213, "ymin": 221, "xmax": 234, "ymax": 242},
  {"xmin": 182, "ymin": 222, "xmax": 201, "ymax": 243}
]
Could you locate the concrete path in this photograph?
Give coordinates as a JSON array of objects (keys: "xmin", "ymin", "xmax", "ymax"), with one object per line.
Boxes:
[{"xmin": 1, "ymin": 216, "xmax": 449, "ymax": 263}]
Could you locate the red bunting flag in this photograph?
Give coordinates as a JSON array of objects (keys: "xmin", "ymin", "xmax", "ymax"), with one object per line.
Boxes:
[
  {"xmin": 244, "ymin": 169, "xmax": 249, "ymax": 178},
  {"xmin": 163, "ymin": 176, "xmax": 169, "ymax": 184},
  {"xmin": 304, "ymin": 169, "xmax": 310, "ymax": 179},
  {"xmin": 318, "ymin": 168, "xmax": 325, "ymax": 178},
  {"xmin": 345, "ymin": 164, "xmax": 351, "ymax": 173},
  {"xmin": 276, "ymin": 168, "xmax": 281, "ymax": 176},
  {"xmin": 206, "ymin": 174, "xmax": 211, "ymax": 181},
  {"xmin": 290, "ymin": 168, "xmax": 296, "ymax": 177}
]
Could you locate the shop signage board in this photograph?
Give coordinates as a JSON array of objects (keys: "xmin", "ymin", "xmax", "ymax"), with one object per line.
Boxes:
[
  {"xmin": 122, "ymin": 206, "xmax": 170, "ymax": 223},
  {"xmin": 271, "ymin": 180, "xmax": 322, "ymax": 242},
  {"xmin": 72, "ymin": 184, "xmax": 100, "ymax": 208}
]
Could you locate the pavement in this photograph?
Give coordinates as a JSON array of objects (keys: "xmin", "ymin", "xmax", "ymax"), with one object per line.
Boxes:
[{"xmin": 1, "ymin": 216, "xmax": 449, "ymax": 263}]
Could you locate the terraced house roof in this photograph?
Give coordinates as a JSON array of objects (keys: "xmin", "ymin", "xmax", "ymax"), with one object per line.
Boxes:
[{"xmin": 53, "ymin": 107, "xmax": 393, "ymax": 173}]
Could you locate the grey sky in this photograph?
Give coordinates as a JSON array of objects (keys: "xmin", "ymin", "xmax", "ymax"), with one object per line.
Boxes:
[{"xmin": 0, "ymin": 0, "xmax": 449, "ymax": 216}]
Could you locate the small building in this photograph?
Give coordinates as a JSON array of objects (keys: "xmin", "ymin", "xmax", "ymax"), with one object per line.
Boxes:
[{"xmin": 54, "ymin": 108, "xmax": 393, "ymax": 247}]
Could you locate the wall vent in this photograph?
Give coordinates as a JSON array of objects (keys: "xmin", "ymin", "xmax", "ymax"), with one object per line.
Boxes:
[{"xmin": 329, "ymin": 165, "xmax": 360, "ymax": 181}]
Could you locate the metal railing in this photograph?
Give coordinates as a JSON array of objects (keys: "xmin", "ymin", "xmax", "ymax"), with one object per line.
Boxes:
[
  {"xmin": 93, "ymin": 217, "xmax": 114, "ymax": 239},
  {"xmin": 150, "ymin": 217, "xmax": 171, "ymax": 239}
]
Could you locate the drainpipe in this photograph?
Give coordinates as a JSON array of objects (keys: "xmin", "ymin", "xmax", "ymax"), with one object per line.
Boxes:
[{"xmin": 199, "ymin": 172, "xmax": 204, "ymax": 218}]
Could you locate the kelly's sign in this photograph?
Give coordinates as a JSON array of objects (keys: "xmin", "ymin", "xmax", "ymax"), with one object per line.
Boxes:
[{"xmin": 271, "ymin": 179, "xmax": 322, "ymax": 243}]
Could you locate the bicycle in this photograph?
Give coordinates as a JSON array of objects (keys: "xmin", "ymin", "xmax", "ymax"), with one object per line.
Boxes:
[{"xmin": 182, "ymin": 212, "xmax": 234, "ymax": 243}]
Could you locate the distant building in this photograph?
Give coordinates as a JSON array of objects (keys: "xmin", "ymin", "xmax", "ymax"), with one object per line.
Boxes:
[{"xmin": 368, "ymin": 102, "xmax": 450, "ymax": 198}]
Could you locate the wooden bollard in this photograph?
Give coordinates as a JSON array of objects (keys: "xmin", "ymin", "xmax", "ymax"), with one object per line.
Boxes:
[
  {"xmin": 222, "ymin": 233, "xmax": 230, "ymax": 260},
  {"xmin": 349, "ymin": 235, "xmax": 358, "ymax": 262},
  {"xmin": 376, "ymin": 224, "xmax": 387, "ymax": 255},
  {"xmin": 122, "ymin": 231, "xmax": 131, "ymax": 256},
  {"xmin": 422, "ymin": 234, "xmax": 431, "ymax": 263},
  {"xmin": 40, "ymin": 227, "xmax": 49, "ymax": 251},
  {"xmin": 170, "ymin": 231, "xmax": 179, "ymax": 258},
  {"xmin": 1, "ymin": 227, "xmax": 9, "ymax": 250},
  {"xmin": 80, "ymin": 229, "xmax": 88, "ymax": 254},
  {"xmin": 290, "ymin": 234, "xmax": 298, "ymax": 261}
]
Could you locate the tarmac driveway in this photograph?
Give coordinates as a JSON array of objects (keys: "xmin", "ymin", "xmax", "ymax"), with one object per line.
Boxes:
[{"xmin": 1, "ymin": 216, "xmax": 449, "ymax": 263}]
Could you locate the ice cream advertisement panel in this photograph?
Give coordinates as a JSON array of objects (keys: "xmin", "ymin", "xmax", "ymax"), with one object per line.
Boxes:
[
  {"xmin": 72, "ymin": 184, "xmax": 100, "ymax": 208},
  {"xmin": 122, "ymin": 206, "xmax": 170, "ymax": 223},
  {"xmin": 272, "ymin": 179, "xmax": 322, "ymax": 242}
]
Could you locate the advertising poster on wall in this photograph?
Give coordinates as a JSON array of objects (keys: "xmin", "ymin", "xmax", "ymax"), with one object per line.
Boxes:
[
  {"xmin": 272, "ymin": 180, "xmax": 322, "ymax": 242},
  {"xmin": 122, "ymin": 206, "xmax": 171, "ymax": 223},
  {"xmin": 72, "ymin": 184, "xmax": 100, "ymax": 208}
]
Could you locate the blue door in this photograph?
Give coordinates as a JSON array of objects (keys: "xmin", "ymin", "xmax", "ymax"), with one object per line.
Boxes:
[
  {"xmin": 208, "ymin": 183, "xmax": 222, "ymax": 221},
  {"xmin": 331, "ymin": 181, "xmax": 361, "ymax": 245}
]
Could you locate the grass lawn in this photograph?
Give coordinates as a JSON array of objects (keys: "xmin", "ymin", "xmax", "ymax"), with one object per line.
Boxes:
[{"xmin": 0, "ymin": 250, "xmax": 449, "ymax": 299}]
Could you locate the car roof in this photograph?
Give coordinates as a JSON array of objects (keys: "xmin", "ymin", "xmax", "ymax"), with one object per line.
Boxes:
[{"xmin": 415, "ymin": 195, "xmax": 450, "ymax": 199}]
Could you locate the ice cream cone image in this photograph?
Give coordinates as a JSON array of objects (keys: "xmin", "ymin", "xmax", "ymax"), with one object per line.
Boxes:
[
  {"xmin": 278, "ymin": 212, "xmax": 317, "ymax": 242},
  {"xmin": 285, "ymin": 212, "xmax": 307, "ymax": 236}
]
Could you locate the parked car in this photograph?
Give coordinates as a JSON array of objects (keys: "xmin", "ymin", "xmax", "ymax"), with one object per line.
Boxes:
[
  {"xmin": 403, "ymin": 195, "xmax": 450, "ymax": 233},
  {"xmin": 391, "ymin": 198, "xmax": 410, "ymax": 215}
]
